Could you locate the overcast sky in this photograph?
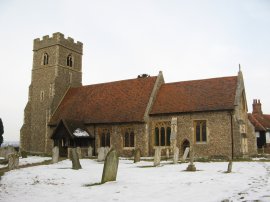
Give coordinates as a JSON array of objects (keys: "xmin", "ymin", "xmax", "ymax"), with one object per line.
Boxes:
[{"xmin": 0, "ymin": 0, "xmax": 270, "ymax": 141}]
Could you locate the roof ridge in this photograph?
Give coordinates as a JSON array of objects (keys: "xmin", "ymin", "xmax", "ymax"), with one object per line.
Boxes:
[
  {"xmin": 163, "ymin": 76, "xmax": 237, "ymax": 86},
  {"xmin": 71, "ymin": 76, "xmax": 157, "ymax": 89}
]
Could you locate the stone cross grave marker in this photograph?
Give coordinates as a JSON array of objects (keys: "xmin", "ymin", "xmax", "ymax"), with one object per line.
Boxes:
[
  {"xmin": 71, "ymin": 148, "xmax": 82, "ymax": 170},
  {"xmin": 101, "ymin": 149, "xmax": 119, "ymax": 184},
  {"xmin": 227, "ymin": 157, "xmax": 233, "ymax": 173},
  {"xmin": 52, "ymin": 146, "xmax": 59, "ymax": 163},
  {"xmin": 173, "ymin": 147, "xmax": 179, "ymax": 164},
  {"xmin": 154, "ymin": 147, "xmax": 161, "ymax": 166},
  {"xmin": 8, "ymin": 153, "xmax": 19, "ymax": 170},
  {"xmin": 186, "ymin": 147, "xmax": 196, "ymax": 171},
  {"xmin": 134, "ymin": 148, "xmax": 141, "ymax": 163},
  {"xmin": 88, "ymin": 146, "xmax": 93, "ymax": 158},
  {"xmin": 182, "ymin": 147, "xmax": 190, "ymax": 162}
]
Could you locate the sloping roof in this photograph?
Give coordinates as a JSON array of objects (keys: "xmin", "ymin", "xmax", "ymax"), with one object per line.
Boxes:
[
  {"xmin": 50, "ymin": 76, "xmax": 157, "ymax": 125},
  {"xmin": 150, "ymin": 76, "xmax": 238, "ymax": 115},
  {"xmin": 248, "ymin": 114, "xmax": 270, "ymax": 132},
  {"xmin": 51, "ymin": 119, "xmax": 94, "ymax": 139}
]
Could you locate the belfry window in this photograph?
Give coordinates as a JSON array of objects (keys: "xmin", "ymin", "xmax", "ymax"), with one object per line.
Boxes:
[
  {"xmin": 67, "ymin": 54, "xmax": 73, "ymax": 67},
  {"xmin": 154, "ymin": 122, "xmax": 171, "ymax": 146},
  {"xmin": 43, "ymin": 53, "xmax": 49, "ymax": 65}
]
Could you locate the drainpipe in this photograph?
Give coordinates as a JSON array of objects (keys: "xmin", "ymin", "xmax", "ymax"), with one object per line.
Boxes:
[{"xmin": 230, "ymin": 111, "xmax": 234, "ymax": 159}]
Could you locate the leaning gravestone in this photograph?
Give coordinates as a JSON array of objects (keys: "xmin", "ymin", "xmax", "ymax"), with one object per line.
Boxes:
[
  {"xmin": 71, "ymin": 148, "xmax": 82, "ymax": 170},
  {"xmin": 154, "ymin": 147, "xmax": 161, "ymax": 166},
  {"xmin": 173, "ymin": 147, "xmax": 179, "ymax": 164},
  {"xmin": 52, "ymin": 146, "xmax": 59, "ymax": 163},
  {"xmin": 134, "ymin": 148, "xmax": 141, "ymax": 163},
  {"xmin": 88, "ymin": 146, "xmax": 93, "ymax": 158},
  {"xmin": 104, "ymin": 147, "xmax": 110, "ymax": 157},
  {"xmin": 8, "ymin": 153, "xmax": 19, "ymax": 170},
  {"xmin": 98, "ymin": 147, "xmax": 105, "ymax": 161},
  {"xmin": 101, "ymin": 149, "xmax": 119, "ymax": 184},
  {"xmin": 182, "ymin": 147, "xmax": 190, "ymax": 162}
]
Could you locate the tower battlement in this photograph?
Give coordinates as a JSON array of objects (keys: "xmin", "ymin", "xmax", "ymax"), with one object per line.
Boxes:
[{"xmin": 33, "ymin": 32, "xmax": 83, "ymax": 53}]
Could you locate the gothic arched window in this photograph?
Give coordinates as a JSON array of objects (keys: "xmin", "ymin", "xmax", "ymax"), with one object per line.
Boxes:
[
  {"xmin": 43, "ymin": 53, "xmax": 49, "ymax": 65},
  {"xmin": 154, "ymin": 122, "xmax": 171, "ymax": 146},
  {"xmin": 67, "ymin": 54, "xmax": 73, "ymax": 67}
]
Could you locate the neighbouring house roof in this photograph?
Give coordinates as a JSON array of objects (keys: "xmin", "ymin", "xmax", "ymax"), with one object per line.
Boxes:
[
  {"xmin": 248, "ymin": 114, "xmax": 270, "ymax": 132},
  {"xmin": 150, "ymin": 76, "xmax": 238, "ymax": 115},
  {"xmin": 49, "ymin": 76, "xmax": 157, "ymax": 125},
  {"xmin": 51, "ymin": 119, "xmax": 94, "ymax": 139}
]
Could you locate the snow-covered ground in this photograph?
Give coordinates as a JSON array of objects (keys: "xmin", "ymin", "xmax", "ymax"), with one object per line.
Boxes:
[
  {"xmin": 0, "ymin": 156, "xmax": 51, "ymax": 168},
  {"xmin": 0, "ymin": 159, "xmax": 270, "ymax": 202}
]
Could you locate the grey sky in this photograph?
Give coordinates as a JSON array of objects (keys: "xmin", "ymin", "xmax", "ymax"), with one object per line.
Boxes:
[{"xmin": 0, "ymin": 0, "xmax": 270, "ymax": 141}]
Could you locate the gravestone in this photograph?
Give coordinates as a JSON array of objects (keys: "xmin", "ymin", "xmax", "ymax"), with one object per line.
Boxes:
[
  {"xmin": 134, "ymin": 148, "xmax": 141, "ymax": 163},
  {"xmin": 182, "ymin": 147, "xmax": 190, "ymax": 162},
  {"xmin": 98, "ymin": 147, "xmax": 105, "ymax": 161},
  {"xmin": 88, "ymin": 146, "xmax": 93, "ymax": 158},
  {"xmin": 154, "ymin": 147, "xmax": 161, "ymax": 166},
  {"xmin": 186, "ymin": 148, "xmax": 196, "ymax": 171},
  {"xmin": 166, "ymin": 148, "xmax": 170, "ymax": 161},
  {"xmin": 5, "ymin": 146, "xmax": 16, "ymax": 160},
  {"xmin": 8, "ymin": 153, "xmax": 19, "ymax": 170},
  {"xmin": 20, "ymin": 150, "xmax": 27, "ymax": 158},
  {"xmin": 70, "ymin": 148, "xmax": 82, "ymax": 170},
  {"xmin": 173, "ymin": 147, "xmax": 179, "ymax": 164},
  {"xmin": 76, "ymin": 147, "xmax": 82, "ymax": 159},
  {"xmin": 52, "ymin": 146, "xmax": 59, "ymax": 163},
  {"xmin": 104, "ymin": 147, "xmax": 110, "ymax": 157},
  {"xmin": 101, "ymin": 149, "xmax": 119, "ymax": 184},
  {"xmin": 227, "ymin": 157, "xmax": 233, "ymax": 173}
]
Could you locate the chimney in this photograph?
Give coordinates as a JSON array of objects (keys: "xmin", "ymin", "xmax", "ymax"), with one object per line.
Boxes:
[{"xmin": 252, "ymin": 99, "xmax": 263, "ymax": 115}]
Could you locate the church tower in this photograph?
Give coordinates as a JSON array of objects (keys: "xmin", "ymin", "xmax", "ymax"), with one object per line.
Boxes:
[{"xmin": 20, "ymin": 32, "xmax": 83, "ymax": 154}]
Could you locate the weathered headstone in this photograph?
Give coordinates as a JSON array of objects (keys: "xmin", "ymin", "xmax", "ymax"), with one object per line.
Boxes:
[
  {"xmin": 76, "ymin": 147, "xmax": 82, "ymax": 159},
  {"xmin": 154, "ymin": 147, "xmax": 161, "ymax": 166},
  {"xmin": 5, "ymin": 146, "xmax": 16, "ymax": 160},
  {"xmin": 166, "ymin": 148, "xmax": 170, "ymax": 161},
  {"xmin": 227, "ymin": 157, "xmax": 233, "ymax": 173},
  {"xmin": 182, "ymin": 147, "xmax": 190, "ymax": 162},
  {"xmin": 20, "ymin": 150, "xmax": 27, "ymax": 158},
  {"xmin": 52, "ymin": 146, "xmax": 59, "ymax": 163},
  {"xmin": 8, "ymin": 153, "xmax": 19, "ymax": 170},
  {"xmin": 173, "ymin": 147, "xmax": 179, "ymax": 164},
  {"xmin": 134, "ymin": 148, "xmax": 141, "ymax": 163},
  {"xmin": 101, "ymin": 149, "xmax": 119, "ymax": 184},
  {"xmin": 98, "ymin": 147, "xmax": 105, "ymax": 161},
  {"xmin": 186, "ymin": 147, "xmax": 196, "ymax": 171},
  {"xmin": 104, "ymin": 147, "xmax": 110, "ymax": 157},
  {"xmin": 70, "ymin": 148, "xmax": 82, "ymax": 170},
  {"xmin": 88, "ymin": 146, "xmax": 93, "ymax": 158}
]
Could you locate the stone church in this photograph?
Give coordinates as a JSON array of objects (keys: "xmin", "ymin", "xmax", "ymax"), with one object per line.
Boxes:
[{"xmin": 20, "ymin": 32, "xmax": 257, "ymax": 158}]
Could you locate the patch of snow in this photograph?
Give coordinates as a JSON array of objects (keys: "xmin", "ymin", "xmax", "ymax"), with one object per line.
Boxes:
[
  {"xmin": 73, "ymin": 128, "xmax": 89, "ymax": 137},
  {"xmin": 0, "ymin": 156, "xmax": 51, "ymax": 169},
  {"xmin": 0, "ymin": 160, "xmax": 270, "ymax": 202}
]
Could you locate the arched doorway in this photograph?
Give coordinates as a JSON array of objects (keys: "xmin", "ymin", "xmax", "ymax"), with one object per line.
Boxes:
[{"xmin": 182, "ymin": 139, "xmax": 190, "ymax": 155}]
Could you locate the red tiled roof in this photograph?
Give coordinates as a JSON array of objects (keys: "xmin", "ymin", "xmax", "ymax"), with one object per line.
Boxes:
[
  {"xmin": 248, "ymin": 113, "xmax": 270, "ymax": 131},
  {"xmin": 50, "ymin": 76, "xmax": 157, "ymax": 125},
  {"xmin": 150, "ymin": 76, "xmax": 238, "ymax": 115}
]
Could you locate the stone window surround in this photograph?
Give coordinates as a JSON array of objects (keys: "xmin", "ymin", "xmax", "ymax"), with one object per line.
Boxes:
[
  {"xmin": 193, "ymin": 119, "xmax": 208, "ymax": 144},
  {"xmin": 98, "ymin": 128, "xmax": 111, "ymax": 148},
  {"xmin": 122, "ymin": 127, "xmax": 136, "ymax": 149},
  {"xmin": 67, "ymin": 54, "xmax": 73, "ymax": 67},
  {"xmin": 42, "ymin": 52, "xmax": 49, "ymax": 65},
  {"xmin": 153, "ymin": 121, "xmax": 171, "ymax": 147}
]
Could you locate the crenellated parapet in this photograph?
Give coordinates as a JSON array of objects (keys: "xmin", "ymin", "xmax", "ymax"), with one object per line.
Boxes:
[{"xmin": 33, "ymin": 32, "xmax": 83, "ymax": 53}]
